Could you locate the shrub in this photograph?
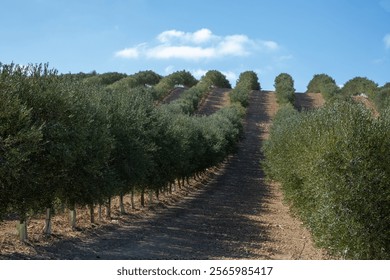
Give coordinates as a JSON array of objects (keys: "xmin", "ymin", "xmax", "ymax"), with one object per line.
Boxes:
[
  {"xmin": 307, "ymin": 73, "xmax": 340, "ymax": 101},
  {"xmin": 341, "ymin": 77, "xmax": 378, "ymax": 98},
  {"xmin": 263, "ymin": 100, "xmax": 390, "ymax": 259},
  {"xmin": 274, "ymin": 73, "xmax": 295, "ymax": 105},
  {"xmin": 230, "ymin": 71, "xmax": 260, "ymax": 107}
]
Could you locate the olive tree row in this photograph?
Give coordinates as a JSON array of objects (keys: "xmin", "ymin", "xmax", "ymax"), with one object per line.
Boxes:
[{"xmin": 0, "ymin": 64, "xmax": 244, "ymax": 240}]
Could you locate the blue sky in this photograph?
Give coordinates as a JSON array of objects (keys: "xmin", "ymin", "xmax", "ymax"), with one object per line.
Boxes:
[{"xmin": 1, "ymin": 0, "xmax": 389, "ymax": 91}]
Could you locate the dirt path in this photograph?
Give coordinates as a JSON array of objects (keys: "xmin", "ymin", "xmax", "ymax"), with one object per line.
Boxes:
[
  {"xmin": 197, "ymin": 88, "xmax": 230, "ymax": 116},
  {"xmin": 161, "ymin": 87, "xmax": 188, "ymax": 104},
  {"xmin": 294, "ymin": 92, "xmax": 325, "ymax": 111},
  {"xmin": 1, "ymin": 90, "xmax": 328, "ymax": 260}
]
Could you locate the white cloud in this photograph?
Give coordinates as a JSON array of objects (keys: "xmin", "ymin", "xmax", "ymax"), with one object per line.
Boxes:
[
  {"xmin": 384, "ymin": 34, "xmax": 390, "ymax": 49},
  {"xmin": 157, "ymin": 28, "xmax": 215, "ymax": 45},
  {"xmin": 262, "ymin": 40, "xmax": 279, "ymax": 51},
  {"xmin": 115, "ymin": 28, "xmax": 280, "ymax": 61},
  {"xmin": 192, "ymin": 28, "xmax": 214, "ymax": 44},
  {"xmin": 157, "ymin": 30, "xmax": 186, "ymax": 43},
  {"xmin": 115, "ymin": 47, "xmax": 139, "ymax": 58},
  {"xmin": 218, "ymin": 35, "xmax": 251, "ymax": 56},
  {"xmin": 147, "ymin": 45, "xmax": 216, "ymax": 60}
]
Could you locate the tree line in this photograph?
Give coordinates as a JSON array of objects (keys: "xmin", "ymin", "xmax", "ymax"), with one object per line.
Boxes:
[
  {"xmin": 263, "ymin": 72, "xmax": 390, "ymax": 259},
  {"xmin": 0, "ymin": 63, "xmax": 255, "ymax": 241}
]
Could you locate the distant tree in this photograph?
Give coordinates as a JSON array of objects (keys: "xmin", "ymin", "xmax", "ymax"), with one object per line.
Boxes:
[
  {"xmin": 154, "ymin": 70, "xmax": 198, "ymax": 100},
  {"xmin": 341, "ymin": 77, "xmax": 378, "ymax": 97},
  {"xmin": 274, "ymin": 73, "xmax": 295, "ymax": 105},
  {"xmin": 236, "ymin": 71, "xmax": 261, "ymax": 90},
  {"xmin": 382, "ymin": 82, "xmax": 390, "ymax": 90},
  {"xmin": 307, "ymin": 74, "xmax": 340, "ymax": 101},
  {"xmin": 374, "ymin": 82, "xmax": 390, "ymax": 112},
  {"xmin": 201, "ymin": 70, "xmax": 232, "ymax": 88},
  {"xmin": 307, "ymin": 74, "xmax": 336, "ymax": 93},
  {"xmin": 230, "ymin": 71, "xmax": 260, "ymax": 107},
  {"xmin": 81, "ymin": 72, "xmax": 126, "ymax": 87}
]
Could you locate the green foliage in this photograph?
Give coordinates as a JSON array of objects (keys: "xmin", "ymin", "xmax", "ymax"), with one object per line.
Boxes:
[
  {"xmin": 374, "ymin": 83, "xmax": 390, "ymax": 113},
  {"xmin": 230, "ymin": 71, "xmax": 260, "ymax": 107},
  {"xmin": 200, "ymin": 70, "xmax": 231, "ymax": 89},
  {"xmin": 237, "ymin": 71, "xmax": 261, "ymax": 90},
  {"xmin": 341, "ymin": 77, "xmax": 378, "ymax": 98},
  {"xmin": 107, "ymin": 70, "xmax": 162, "ymax": 93},
  {"xmin": 154, "ymin": 70, "xmax": 198, "ymax": 100},
  {"xmin": 0, "ymin": 63, "xmax": 244, "ymax": 227},
  {"xmin": 0, "ymin": 72, "xmax": 43, "ymax": 219},
  {"xmin": 274, "ymin": 73, "xmax": 295, "ymax": 105},
  {"xmin": 106, "ymin": 87, "xmax": 156, "ymax": 194},
  {"xmin": 307, "ymin": 73, "xmax": 340, "ymax": 101},
  {"xmin": 263, "ymin": 101, "xmax": 390, "ymax": 259},
  {"xmin": 83, "ymin": 72, "xmax": 127, "ymax": 86}
]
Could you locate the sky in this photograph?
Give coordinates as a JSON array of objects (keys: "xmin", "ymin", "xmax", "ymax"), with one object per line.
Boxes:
[{"xmin": 1, "ymin": 0, "xmax": 389, "ymax": 91}]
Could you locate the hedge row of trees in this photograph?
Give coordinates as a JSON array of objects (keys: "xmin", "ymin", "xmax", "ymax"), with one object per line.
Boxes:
[
  {"xmin": 264, "ymin": 73, "xmax": 390, "ymax": 259},
  {"xmin": 306, "ymin": 73, "xmax": 389, "ymax": 103},
  {"xmin": 0, "ymin": 63, "xmax": 248, "ymax": 241},
  {"xmin": 230, "ymin": 71, "xmax": 260, "ymax": 107},
  {"xmin": 306, "ymin": 73, "xmax": 339, "ymax": 101},
  {"xmin": 274, "ymin": 73, "xmax": 295, "ymax": 105}
]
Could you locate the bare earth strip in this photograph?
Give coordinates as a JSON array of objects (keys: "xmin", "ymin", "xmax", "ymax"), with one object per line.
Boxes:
[
  {"xmin": 0, "ymin": 90, "xmax": 329, "ymax": 260},
  {"xmin": 294, "ymin": 92, "xmax": 325, "ymax": 111},
  {"xmin": 161, "ymin": 87, "xmax": 188, "ymax": 104},
  {"xmin": 196, "ymin": 88, "xmax": 231, "ymax": 116},
  {"xmin": 255, "ymin": 91, "xmax": 328, "ymax": 259}
]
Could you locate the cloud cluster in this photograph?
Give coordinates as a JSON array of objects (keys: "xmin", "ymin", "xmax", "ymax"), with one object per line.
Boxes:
[{"xmin": 115, "ymin": 28, "xmax": 279, "ymax": 60}]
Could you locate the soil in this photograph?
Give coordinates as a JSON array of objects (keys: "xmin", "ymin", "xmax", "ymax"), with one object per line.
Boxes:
[
  {"xmin": 161, "ymin": 87, "xmax": 188, "ymax": 104},
  {"xmin": 0, "ymin": 89, "xmax": 330, "ymax": 260},
  {"xmin": 294, "ymin": 92, "xmax": 325, "ymax": 111},
  {"xmin": 196, "ymin": 88, "xmax": 231, "ymax": 116}
]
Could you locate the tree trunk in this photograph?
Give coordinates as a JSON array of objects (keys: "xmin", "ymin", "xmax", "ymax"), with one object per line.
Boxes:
[
  {"xmin": 148, "ymin": 189, "xmax": 153, "ymax": 204},
  {"xmin": 156, "ymin": 189, "xmax": 160, "ymax": 201},
  {"xmin": 59, "ymin": 202, "xmax": 66, "ymax": 214},
  {"xmin": 182, "ymin": 177, "xmax": 185, "ymax": 187},
  {"xmin": 169, "ymin": 182, "xmax": 173, "ymax": 194},
  {"xmin": 119, "ymin": 193, "xmax": 125, "ymax": 214},
  {"xmin": 98, "ymin": 204, "xmax": 102, "ymax": 221},
  {"xmin": 131, "ymin": 187, "xmax": 135, "ymax": 209},
  {"xmin": 69, "ymin": 204, "xmax": 76, "ymax": 230},
  {"xmin": 43, "ymin": 208, "xmax": 52, "ymax": 235},
  {"xmin": 141, "ymin": 189, "xmax": 145, "ymax": 207},
  {"xmin": 89, "ymin": 203, "xmax": 94, "ymax": 224},
  {"xmin": 106, "ymin": 197, "xmax": 111, "ymax": 219},
  {"xmin": 186, "ymin": 176, "xmax": 190, "ymax": 185},
  {"xmin": 17, "ymin": 218, "xmax": 28, "ymax": 242},
  {"xmin": 177, "ymin": 178, "xmax": 181, "ymax": 189}
]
